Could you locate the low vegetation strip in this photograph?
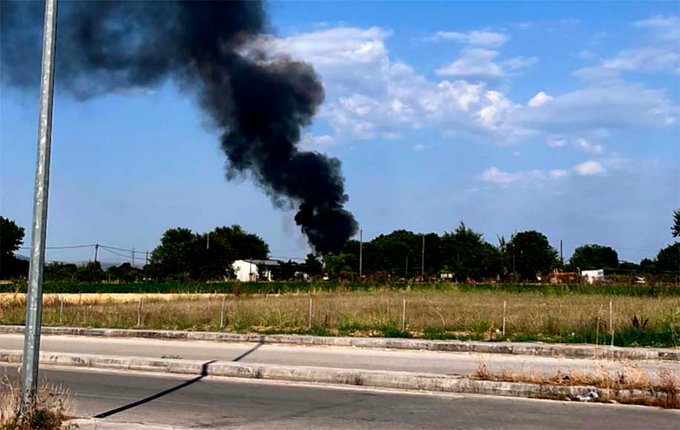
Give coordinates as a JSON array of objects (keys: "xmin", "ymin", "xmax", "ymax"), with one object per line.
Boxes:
[
  {"xmin": 2, "ymin": 288, "xmax": 679, "ymax": 347},
  {"xmin": 472, "ymin": 363, "xmax": 680, "ymax": 408},
  {"xmin": 2, "ymin": 281, "xmax": 680, "ymax": 296}
]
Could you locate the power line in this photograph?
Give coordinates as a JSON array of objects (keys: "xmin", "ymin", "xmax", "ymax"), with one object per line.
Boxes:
[
  {"xmin": 98, "ymin": 247, "xmax": 133, "ymax": 259},
  {"xmin": 19, "ymin": 244, "xmax": 95, "ymax": 250}
]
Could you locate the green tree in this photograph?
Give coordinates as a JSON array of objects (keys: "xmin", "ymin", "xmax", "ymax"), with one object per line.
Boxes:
[
  {"xmin": 44, "ymin": 262, "xmax": 78, "ymax": 282},
  {"xmin": 304, "ymin": 253, "xmax": 323, "ymax": 277},
  {"xmin": 77, "ymin": 261, "xmax": 104, "ymax": 282},
  {"xmin": 0, "ymin": 216, "xmax": 27, "ymax": 279},
  {"xmin": 148, "ymin": 225, "xmax": 269, "ymax": 281},
  {"xmin": 366, "ymin": 230, "xmax": 440, "ymax": 278},
  {"xmin": 107, "ymin": 262, "xmax": 142, "ymax": 282},
  {"xmin": 672, "ymin": 209, "xmax": 680, "ymax": 238},
  {"xmin": 639, "ymin": 258, "xmax": 656, "ymax": 273},
  {"xmin": 269, "ymin": 260, "xmax": 300, "ymax": 281},
  {"xmin": 439, "ymin": 222, "xmax": 500, "ymax": 281},
  {"xmin": 569, "ymin": 244, "xmax": 619, "ymax": 270},
  {"xmin": 323, "ymin": 252, "xmax": 357, "ymax": 278},
  {"xmin": 656, "ymin": 243, "xmax": 680, "ymax": 274},
  {"xmin": 506, "ymin": 230, "xmax": 559, "ymax": 281},
  {"xmin": 208, "ymin": 225, "xmax": 269, "ymax": 261},
  {"xmin": 148, "ymin": 227, "xmax": 197, "ymax": 280}
]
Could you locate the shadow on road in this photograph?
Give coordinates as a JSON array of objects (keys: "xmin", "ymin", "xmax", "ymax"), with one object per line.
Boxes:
[
  {"xmin": 94, "ymin": 341, "xmax": 266, "ymax": 418},
  {"xmin": 94, "ymin": 359, "xmax": 216, "ymax": 419},
  {"xmin": 232, "ymin": 341, "xmax": 264, "ymax": 362}
]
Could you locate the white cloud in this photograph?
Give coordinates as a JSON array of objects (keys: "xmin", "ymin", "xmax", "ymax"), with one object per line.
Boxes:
[
  {"xmin": 502, "ymin": 56, "xmax": 539, "ymax": 71},
  {"xmin": 573, "ymin": 160, "xmax": 605, "ymax": 176},
  {"xmin": 436, "ymin": 49, "xmax": 536, "ymax": 80},
  {"xmin": 602, "ymin": 48, "xmax": 680, "ymax": 74},
  {"xmin": 433, "ymin": 30, "xmax": 508, "ymax": 47},
  {"xmin": 436, "ymin": 48, "xmax": 504, "ymax": 79},
  {"xmin": 574, "ymin": 138, "xmax": 604, "ymax": 154},
  {"xmin": 528, "ymin": 91, "xmax": 553, "ymax": 107},
  {"xmin": 480, "ymin": 160, "xmax": 616, "ymax": 185},
  {"xmin": 549, "ymin": 169, "xmax": 569, "ymax": 178},
  {"xmin": 575, "ymin": 16, "xmax": 680, "ymax": 80},
  {"xmin": 513, "ymin": 85, "xmax": 677, "ymax": 132},
  {"xmin": 259, "ymin": 27, "xmax": 390, "ymax": 67},
  {"xmin": 634, "ymin": 15, "xmax": 680, "ymax": 42},
  {"xmin": 480, "ymin": 167, "xmax": 519, "ymax": 184},
  {"xmin": 413, "ymin": 143, "xmax": 427, "ymax": 151},
  {"xmin": 480, "ymin": 166, "xmax": 570, "ymax": 185},
  {"xmin": 259, "ymin": 25, "xmax": 677, "ymax": 147}
]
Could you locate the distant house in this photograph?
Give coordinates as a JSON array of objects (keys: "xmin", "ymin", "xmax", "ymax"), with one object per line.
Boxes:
[
  {"xmin": 232, "ymin": 259, "xmax": 280, "ymax": 282},
  {"xmin": 549, "ymin": 270, "xmax": 581, "ymax": 284},
  {"xmin": 581, "ymin": 269, "xmax": 605, "ymax": 284}
]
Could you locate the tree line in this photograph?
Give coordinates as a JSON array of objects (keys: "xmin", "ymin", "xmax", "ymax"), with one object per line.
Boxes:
[{"xmin": 1, "ymin": 212, "xmax": 679, "ymax": 282}]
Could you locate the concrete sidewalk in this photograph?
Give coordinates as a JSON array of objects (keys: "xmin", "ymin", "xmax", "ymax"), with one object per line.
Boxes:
[
  {"xmin": 1, "ymin": 333, "xmax": 678, "ymax": 378},
  {"xmin": 0, "ymin": 350, "xmax": 670, "ymax": 405},
  {"xmin": 1, "ymin": 325, "xmax": 678, "ymax": 361},
  {"xmin": 1, "ymin": 327, "xmax": 678, "ymax": 409}
]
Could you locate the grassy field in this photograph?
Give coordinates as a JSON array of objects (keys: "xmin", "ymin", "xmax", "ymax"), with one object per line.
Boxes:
[
  {"xmin": 2, "ymin": 280, "xmax": 680, "ymax": 296},
  {"xmin": 1, "ymin": 284, "xmax": 679, "ymax": 347}
]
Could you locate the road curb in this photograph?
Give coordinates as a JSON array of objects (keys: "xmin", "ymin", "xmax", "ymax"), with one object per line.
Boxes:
[
  {"xmin": 0, "ymin": 349, "xmax": 661, "ymax": 404},
  {"xmin": 64, "ymin": 418, "xmax": 193, "ymax": 430},
  {"xmin": 0, "ymin": 325, "xmax": 677, "ymax": 361}
]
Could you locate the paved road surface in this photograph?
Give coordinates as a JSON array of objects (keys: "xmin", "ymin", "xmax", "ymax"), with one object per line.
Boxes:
[
  {"xmin": 1, "ymin": 334, "xmax": 677, "ymax": 378},
  {"xmin": 1, "ymin": 364, "xmax": 678, "ymax": 429}
]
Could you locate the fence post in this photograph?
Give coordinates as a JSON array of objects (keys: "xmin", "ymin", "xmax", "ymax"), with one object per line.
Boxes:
[
  {"xmin": 58, "ymin": 296, "xmax": 64, "ymax": 325},
  {"xmin": 502, "ymin": 300, "xmax": 507, "ymax": 336},
  {"xmin": 609, "ymin": 300, "xmax": 614, "ymax": 347},
  {"xmin": 137, "ymin": 298, "xmax": 142, "ymax": 328},
  {"xmin": 401, "ymin": 299, "xmax": 406, "ymax": 332},
  {"xmin": 308, "ymin": 297, "xmax": 313, "ymax": 330},
  {"xmin": 219, "ymin": 295, "xmax": 226, "ymax": 329}
]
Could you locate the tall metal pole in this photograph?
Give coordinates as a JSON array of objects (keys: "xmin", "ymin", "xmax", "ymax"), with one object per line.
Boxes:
[
  {"xmin": 21, "ymin": 0, "xmax": 58, "ymax": 415},
  {"xmin": 559, "ymin": 240, "xmax": 563, "ymax": 266},
  {"xmin": 359, "ymin": 229, "xmax": 363, "ymax": 279},
  {"xmin": 421, "ymin": 234, "xmax": 425, "ymax": 281}
]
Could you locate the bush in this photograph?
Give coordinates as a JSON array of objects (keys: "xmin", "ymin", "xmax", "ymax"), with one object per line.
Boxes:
[{"xmin": 0, "ymin": 379, "xmax": 68, "ymax": 430}]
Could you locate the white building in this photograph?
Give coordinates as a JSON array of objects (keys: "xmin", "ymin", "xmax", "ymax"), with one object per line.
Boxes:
[
  {"xmin": 581, "ymin": 269, "xmax": 605, "ymax": 284},
  {"xmin": 232, "ymin": 259, "xmax": 279, "ymax": 282}
]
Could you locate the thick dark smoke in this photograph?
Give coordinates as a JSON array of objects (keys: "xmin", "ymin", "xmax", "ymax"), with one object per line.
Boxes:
[{"xmin": 1, "ymin": 0, "xmax": 357, "ymax": 253}]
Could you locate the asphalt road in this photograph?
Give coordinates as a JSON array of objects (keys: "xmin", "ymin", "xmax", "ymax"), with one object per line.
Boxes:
[
  {"xmin": 1, "ymin": 364, "xmax": 678, "ymax": 429},
  {"xmin": 1, "ymin": 334, "xmax": 677, "ymax": 379}
]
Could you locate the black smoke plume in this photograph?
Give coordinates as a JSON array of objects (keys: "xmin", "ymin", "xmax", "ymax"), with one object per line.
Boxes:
[{"xmin": 1, "ymin": 0, "xmax": 357, "ymax": 253}]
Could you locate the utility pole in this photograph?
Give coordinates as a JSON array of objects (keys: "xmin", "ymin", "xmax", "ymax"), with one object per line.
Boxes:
[
  {"xmin": 94, "ymin": 243, "xmax": 99, "ymax": 263},
  {"xmin": 421, "ymin": 234, "xmax": 425, "ymax": 281},
  {"xmin": 132, "ymin": 247, "xmax": 135, "ymax": 267},
  {"xmin": 145, "ymin": 250, "xmax": 149, "ymax": 266},
  {"xmin": 206, "ymin": 233, "xmax": 210, "ymax": 250},
  {"xmin": 559, "ymin": 240, "xmax": 563, "ymax": 266},
  {"xmin": 359, "ymin": 229, "xmax": 363, "ymax": 279},
  {"xmin": 21, "ymin": 0, "xmax": 58, "ymax": 416}
]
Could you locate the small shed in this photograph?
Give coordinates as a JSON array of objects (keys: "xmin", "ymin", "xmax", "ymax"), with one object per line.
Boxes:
[
  {"xmin": 581, "ymin": 269, "xmax": 605, "ymax": 284},
  {"xmin": 232, "ymin": 259, "xmax": 280, "ymax": 282}
]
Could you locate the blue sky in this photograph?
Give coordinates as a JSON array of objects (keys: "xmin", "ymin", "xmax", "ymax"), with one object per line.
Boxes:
[{"xmin": 1, "ymin": 1, "xmax": 679, "ymax": 265}]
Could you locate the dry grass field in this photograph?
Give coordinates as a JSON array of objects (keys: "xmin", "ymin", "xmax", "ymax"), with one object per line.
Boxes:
[{"xmin": 1, "ymin": 289, "xmax": 679, "ymax": 346}]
